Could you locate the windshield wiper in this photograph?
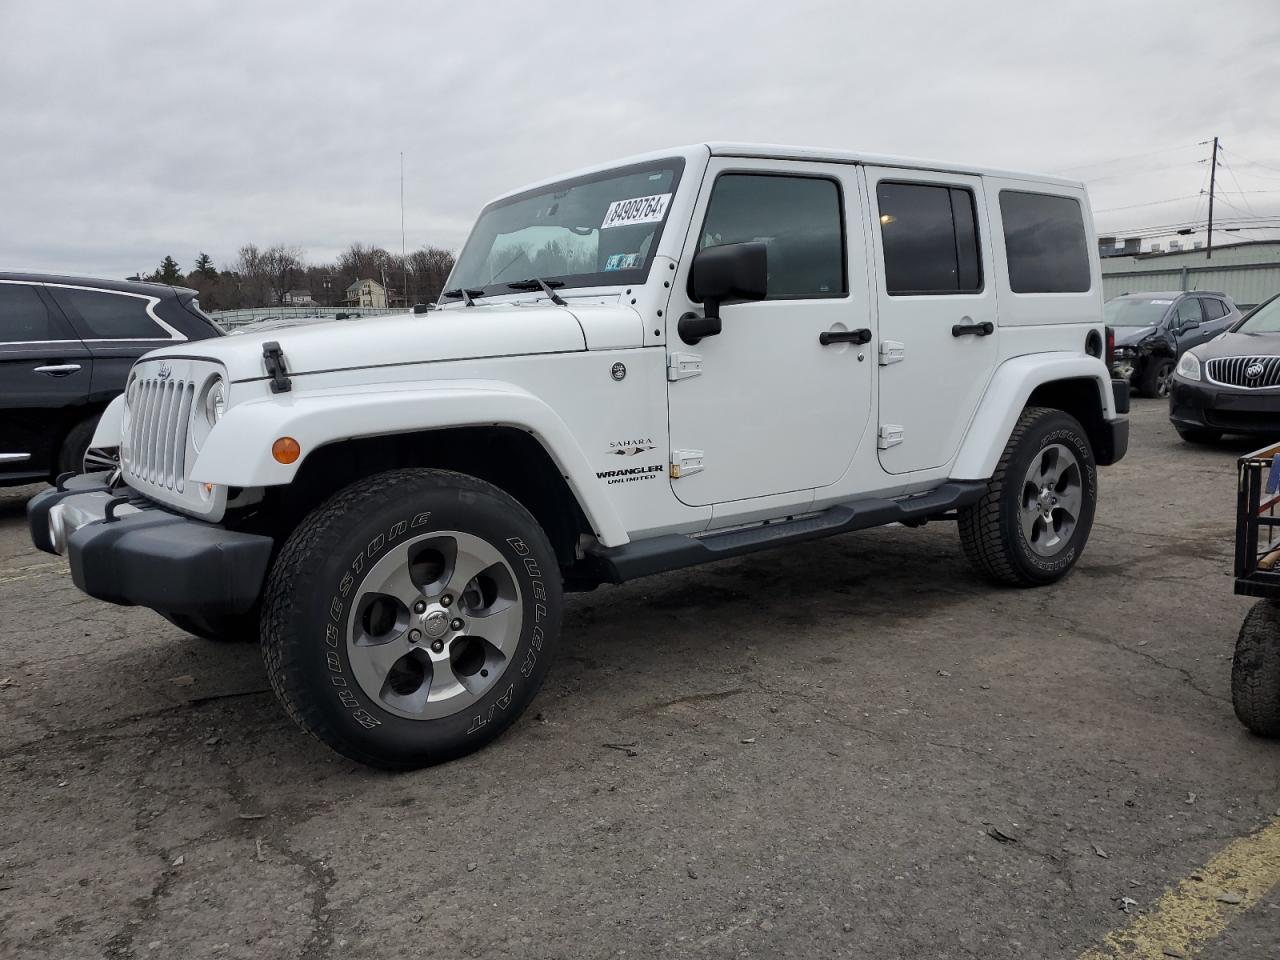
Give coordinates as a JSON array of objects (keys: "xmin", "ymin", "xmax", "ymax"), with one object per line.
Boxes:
[
  {"xmin": 442, "ymin": 287, "xmax": 485, "ymax": 307},
  {"xmin": 507, "ymin": 277, "xmax": 567, "ymax": 306}
]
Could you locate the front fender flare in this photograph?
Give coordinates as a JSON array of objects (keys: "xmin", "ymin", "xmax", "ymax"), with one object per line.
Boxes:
[
  {"xmin": 951, "ymin": 353, "xmax": 1117, "ymax": 480},
  {"xmin": 190, "ymin": 379, "xmax": 629, "ymax": 547},
  {"xmin": 90, "ymin": 395, "xmax": 126, "ymax": 448}
]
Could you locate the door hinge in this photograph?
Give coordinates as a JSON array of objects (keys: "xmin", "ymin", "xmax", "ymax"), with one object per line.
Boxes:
[
  {"xmin": 667, "ymin": 352, "xmax": 703, "ymax": 381},
  {"xmin": 879, "ymin": 340, "xmax": 905, "ymax": 365},
  {"xmin": 670, "ymin": 449, "xmax": 705, "ymax": 478},
  {"xmin": 877, "ymin": 424, "xmax": 905, "ymax": 450}
]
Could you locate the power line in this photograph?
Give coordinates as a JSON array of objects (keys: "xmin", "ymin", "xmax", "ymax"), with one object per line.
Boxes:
[
  {"xmin": 1078, "ymin": 160, "xmax": 1201, "ymax": 183},
  {"xmin": 1223, "ymin": 148, "xmax": 1280, "ymax": 176},
  {"xmin": 1093, "ymin": 195, "xmax": 1203, "ymax": 214},
  {"xmin": 1049, "ymin": 143, "xmax": 1200, "ymax": 174}
]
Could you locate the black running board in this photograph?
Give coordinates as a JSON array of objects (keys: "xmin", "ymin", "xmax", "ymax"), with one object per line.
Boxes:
[{"xmin": 587, "ymin": 481, "xmax": 987, "ymax": 583}]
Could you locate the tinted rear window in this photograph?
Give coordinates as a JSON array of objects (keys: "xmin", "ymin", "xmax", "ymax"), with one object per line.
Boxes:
[
  {"xmin": 0, "ymin": 283, "xmax": 62, "ymax": 343},
  {"xmin": 876, "ymin": 182, "xmax": 982, "ymax": 295},
  {"xmin": 999, "ymin": 191, "xmax": 1091, "ymax": 294},
  {"xmin": 58, "ymin": 288, "xmax": 167, "ymax": 339}
]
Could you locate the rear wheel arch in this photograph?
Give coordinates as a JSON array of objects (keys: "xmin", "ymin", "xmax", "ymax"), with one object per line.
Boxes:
[{"xmin": 1025, "ymin": 377, "xmax": 1110, "ymax": 458}]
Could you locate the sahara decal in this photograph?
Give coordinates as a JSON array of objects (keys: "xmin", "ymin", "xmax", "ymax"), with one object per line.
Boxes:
[{"xmin": 607, "ymin": 438, "xmax": 655, "ymax": 456}]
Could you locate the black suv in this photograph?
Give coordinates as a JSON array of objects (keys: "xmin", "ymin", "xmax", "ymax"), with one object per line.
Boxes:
[
  {"xmin": 1105, "ymin": 291, "xmax": 1242, "ymax": 398},
  {"xmin": 0, "ymin": 273, "xmax": 222, "ymax": 486}
]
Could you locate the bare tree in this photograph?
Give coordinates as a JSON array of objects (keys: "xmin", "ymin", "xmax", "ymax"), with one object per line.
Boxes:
[{"xmin": 259, "ymin": 244, "xmax": 305, "ymax": 305}]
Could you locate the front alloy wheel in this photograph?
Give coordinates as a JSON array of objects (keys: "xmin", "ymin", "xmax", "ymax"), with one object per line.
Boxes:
[{"xmin": 348, "ymin": 531, "xmax": 523, "ymax": 721}]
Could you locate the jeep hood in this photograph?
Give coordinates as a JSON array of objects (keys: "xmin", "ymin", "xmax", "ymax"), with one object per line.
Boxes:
[{"xmin": 141, "ymin": 303, "xmax": 631, "ymax": 382}]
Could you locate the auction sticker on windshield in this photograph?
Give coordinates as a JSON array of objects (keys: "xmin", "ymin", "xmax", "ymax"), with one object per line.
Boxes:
[{"xmin": 602, "ymin": 193, "xmax": 672, "ymax": 229}]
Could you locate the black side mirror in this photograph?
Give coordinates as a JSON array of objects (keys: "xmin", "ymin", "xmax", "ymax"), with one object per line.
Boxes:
[
  {"xmin": 1181, "ymin": 319, "xmax": 1200, "ymax": 331},
  {"xmin": 678, "ymin": 241, "xmax": 768, "ymax": 345}
]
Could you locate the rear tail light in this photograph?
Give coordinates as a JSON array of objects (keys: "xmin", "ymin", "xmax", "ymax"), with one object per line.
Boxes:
[{"xmin": 1105, "ymin": 326, "xmax": 1116, "ymax": 369}]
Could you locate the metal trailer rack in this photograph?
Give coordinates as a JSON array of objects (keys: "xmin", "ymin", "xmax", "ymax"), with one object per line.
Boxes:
[{"xmin": 1232, "ymin": 440, "xmax": 1280, "ymax": 738}]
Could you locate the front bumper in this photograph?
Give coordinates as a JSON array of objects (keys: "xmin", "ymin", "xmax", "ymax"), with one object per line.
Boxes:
[
  {"xmin": 1169, "ymin": 377, "xmax": 1280, "ymax": 436},
  {"xmin": 27, "ymin": 473, "xmax": 273, "ymax": 615}
]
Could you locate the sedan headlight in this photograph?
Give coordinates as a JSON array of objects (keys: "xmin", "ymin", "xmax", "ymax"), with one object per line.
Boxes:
[
  {"xmin": 202, "ymin": 377, "xmax": 227, "ymax": 425},
  {"xmin": 1176, "ymin": 352, "xmax": 1201, "ymax": 382}
]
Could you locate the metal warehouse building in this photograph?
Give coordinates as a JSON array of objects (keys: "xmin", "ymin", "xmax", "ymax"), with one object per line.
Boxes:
[{"xmin": 1100, "ymin": 240, "xmax": 1280, "ymax": 310}]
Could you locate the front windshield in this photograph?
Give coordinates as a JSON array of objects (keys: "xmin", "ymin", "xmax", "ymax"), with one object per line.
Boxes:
[
  {"xmin": 1103, "ymin": 297, "xmax": 1172, "ymax": 327},
  {"xmin": 447, "ymin": 158, "xmax": 684, "ymax": 296},
  {"xmin": 1238, "ymin": 295, "xmax": 1280, "ymax": 334}
]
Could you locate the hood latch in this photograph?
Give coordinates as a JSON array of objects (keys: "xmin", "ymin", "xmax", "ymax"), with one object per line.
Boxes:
[{"xmin": 262, "ymin": 341, "xmax": 292, "ymax": 394}]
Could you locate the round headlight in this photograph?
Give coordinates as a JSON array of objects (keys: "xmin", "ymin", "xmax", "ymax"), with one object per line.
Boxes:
[
  {"xmin": 203, "ymin": 378, "xmax": 227, "ymax": 425},
  {"xmin": 1176, "ymin": 352, "xmax": 1201, "ymax": 382}
]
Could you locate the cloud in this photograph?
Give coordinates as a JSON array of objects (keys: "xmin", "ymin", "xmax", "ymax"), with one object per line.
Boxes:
[{"xmin": 2, "ymin": 0, "xmax": 1277, "ymax": 277}]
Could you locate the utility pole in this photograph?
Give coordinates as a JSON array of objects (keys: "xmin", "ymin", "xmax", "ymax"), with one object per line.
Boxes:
[{"xmin": 1206, "ymin": 136, "xmax": 1219, "ymax": 260}]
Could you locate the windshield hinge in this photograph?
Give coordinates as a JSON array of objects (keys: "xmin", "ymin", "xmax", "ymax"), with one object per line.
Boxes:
[
  {"xmin": 262, "ymin": 341, "xmax": 292, "ymax": 394},
  {"xmin": 667, "ymin": 352, "xmax": 703, "ymax": 381}
]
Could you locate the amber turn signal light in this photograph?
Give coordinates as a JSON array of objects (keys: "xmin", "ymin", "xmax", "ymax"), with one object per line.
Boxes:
[{"xmin": 272, "ymin": 437, "xmax": 301, "ymax": 464}]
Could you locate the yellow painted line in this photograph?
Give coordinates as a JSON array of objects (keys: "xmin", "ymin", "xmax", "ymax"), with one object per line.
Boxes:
[
  {"xmin": 1078, "ymin": 817, "xmax": 1280, "ymax": 960},
  {"xmin": 0, "ymin": 560, "xmax": 66, "ymax": 585}
]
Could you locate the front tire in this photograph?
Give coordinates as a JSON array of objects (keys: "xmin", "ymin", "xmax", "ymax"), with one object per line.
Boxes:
[
  {"xmin": 1139, "ymin": 358, "xmax": 1174, "ymax": 399},
  {"xmin": 261, "ymin": 469, "xmax": 562, "ymax": 769},
  {"xmin": 958, "ymin": 407, "xmax": 1098, "ymax": 587},
  {"xmin": 1232, "ymin": 600, "xmax": 1280, "ymax": 738}
]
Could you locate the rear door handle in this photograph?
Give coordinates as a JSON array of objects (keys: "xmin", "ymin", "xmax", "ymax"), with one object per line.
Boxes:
[
  {"xmin": 951, "ymin": 320, "xmax": 994, "ymax": 338},
  {"xmin": 33, "ymin": 364, "xmax": 82, "ymax": 377},
  {"xmin": 819, "ymin": 328, "xmax": 872, "ymax": 346}
]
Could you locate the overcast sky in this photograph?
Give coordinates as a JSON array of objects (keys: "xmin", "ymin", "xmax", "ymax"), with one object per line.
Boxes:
[{"xmin": 3, "ymin": 0, "xmax": 1279, "ymax": 278}]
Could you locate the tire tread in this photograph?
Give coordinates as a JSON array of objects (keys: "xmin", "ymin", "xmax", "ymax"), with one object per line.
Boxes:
[{"xmin": 1232, "ymin": 599, "xmax": 1280, "ymax": 738}]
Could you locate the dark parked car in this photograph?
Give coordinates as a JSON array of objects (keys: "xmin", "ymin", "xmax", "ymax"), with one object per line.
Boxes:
[
  {"xmin": 0, "ymin": 273, "xmax": 222, "ymax": 486},
  {"xmin": 1169, "ymin": 291, "xmax": 1280, "ymax": 442},
  {"xmin": 1105, "ymin": 291, "xmax": 1242, "ymax": 398}
]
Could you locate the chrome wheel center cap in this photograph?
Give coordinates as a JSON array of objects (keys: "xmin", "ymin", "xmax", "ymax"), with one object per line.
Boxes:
[{"xmin": 421, "ymin": 609, "xmax": 450, "ymax": 639}]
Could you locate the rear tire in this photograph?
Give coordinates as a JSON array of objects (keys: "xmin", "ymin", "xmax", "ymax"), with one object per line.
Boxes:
[
  {"xmin": 1232, "ymin": 599, "xmax": 1280, "ymax": 738},
  {"xmin": 261, "ymin": 468, "xmax": 562, "ymax": 769},
  {"xmin": 958, "ymin": 407, "xmax": 1098, "ymax": 587},
  {"xmin": 1175, "ymin": 425, "xmax": 1222, "ymax": 444}
]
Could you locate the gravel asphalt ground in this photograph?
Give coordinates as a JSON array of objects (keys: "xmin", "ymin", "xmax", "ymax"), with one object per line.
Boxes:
[{"xmin": 1, "ymin": 397, "xmax": 1277, "ymax": 959}]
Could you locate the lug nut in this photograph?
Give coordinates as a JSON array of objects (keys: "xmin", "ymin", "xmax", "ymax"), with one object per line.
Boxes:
[
  {"xmin": 409, "ymin": 629, "xmax": 422, "ymax": 642},
  {"xmin": 450, "ymin": 618, "xmax": 464, "ymax": 631},
  {"xmin": 441, "ymin": 594, "xmax": 453, "ymax": 607},
  {"xmin": 413, "ymin": 600, "xmax": 426, "ymax": 614},
  {"xmin": 430, "ymin": 639, "xmax": 444, "ymax": 653}
]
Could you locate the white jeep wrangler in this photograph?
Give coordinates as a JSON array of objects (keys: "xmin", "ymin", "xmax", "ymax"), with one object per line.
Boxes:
[{"xmin": 29, "ymin": 143, "xmax": 1128, "ymax": 768}]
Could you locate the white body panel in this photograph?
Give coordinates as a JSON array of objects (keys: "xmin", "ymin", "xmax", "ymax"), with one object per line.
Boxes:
[
  {"xmin": 105, "ymin": 142, "xmax": 1122, "ymax": 553},
  {"xmin": 665, "ymin": 158, "xmax": 874, "ymax": 508}
]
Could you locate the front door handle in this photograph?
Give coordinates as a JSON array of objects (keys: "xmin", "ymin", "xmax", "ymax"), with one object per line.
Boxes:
[
  {"xmin": 819, "ymin": 328, "xmax": 872, "ymax": 346},
  {"xmin": 951, "ymin": 320, "xmax": 994, "ymax": 338},
  {"xmin": 33, "ymin": 364, "xmax": 82, "ymax": 377}
]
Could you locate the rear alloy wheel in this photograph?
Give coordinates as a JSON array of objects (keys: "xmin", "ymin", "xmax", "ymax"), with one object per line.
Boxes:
[
  {"xmin": 261, "ymin": 469, "xmax": 561, "ymax": 769},
  {"xmin": 959, "ymin": 407, "xmax": 1098, "ymax": 586}
]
